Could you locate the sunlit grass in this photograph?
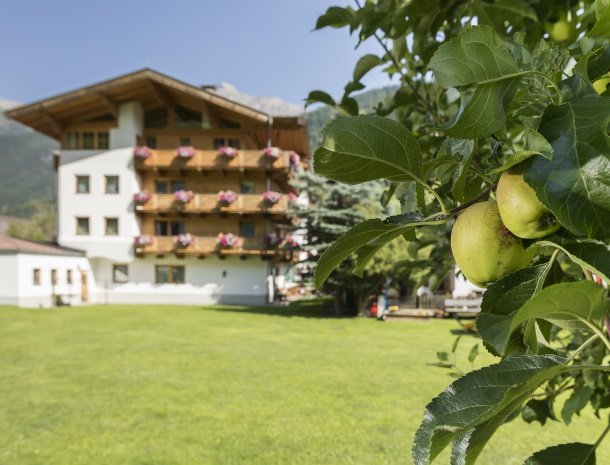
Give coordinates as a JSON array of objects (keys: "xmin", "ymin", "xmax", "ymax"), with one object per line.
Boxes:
[{"xmin": 0, "ymin": 303, "xmax": 607, "ymax": 465}]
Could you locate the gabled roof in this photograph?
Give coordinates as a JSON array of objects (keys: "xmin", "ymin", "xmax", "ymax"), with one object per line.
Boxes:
[
  {"xmin": 5, "ymin": 68, "xmax": 295, "ymax": 137},
  {"xmin": 0, "ymin": 237, "xmax": 85, "ymax": 256}
]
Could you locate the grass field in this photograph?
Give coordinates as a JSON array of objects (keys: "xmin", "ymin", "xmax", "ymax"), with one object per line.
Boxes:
[{"xmin": 0, "ymin": 302, "xmax": 608, "ymax": 465}]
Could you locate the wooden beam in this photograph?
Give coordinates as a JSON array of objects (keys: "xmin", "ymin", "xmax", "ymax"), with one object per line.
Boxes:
[
  {"xmin": 40, "ymin": 112, "xmax": 63, "ymax": 136},
  {"xmin": 148, "ymin": 80, "xmax": 173, "ymax": 109},
  {"xmin": 97, "ymin": 92, "xmax": 118, "ymax": 118}
]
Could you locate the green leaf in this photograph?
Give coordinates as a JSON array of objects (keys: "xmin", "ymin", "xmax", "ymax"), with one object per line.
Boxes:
[
  {"xmin": 467, "ymin": 344, "xmax": 479, "ymax": 363},
  {"xmin": 489, "ymin": 150, "xmax": 544, "ymax": 175},
  {"xmin": 441, "ymin": 79, "xmax": 520, "ymax": 138},
  {"xmin": 522, "ymin": 398, "xmax": 556, "ymax": 425},
  {"xmin": 525, "ymin": 96, "xmax": 610, "ymax": 239},
  {"xmin": 590, "ymin": 3, "xmax": 610, "ymax": 38},
  {"xmin": 561, "ymin": 387, "xmax": 593, "ymax": 425},
  {"xmin": 314, "ymin": 219, "xmax": 413, "ymax": 288},
  {"xmin": 412, "ymin": 355, "xmax": 569, "ymax": 465},
  {"xmin": 338, "ymin": 96, "xmax": 359, "ymax": 116},
  {"xmin": 438, "ymin": 138, "xmax": 475, "ymax": 202},
  {"xmin": 305, "ymin": 90, "xmax": 335, "ymax": 108},
  {"xmin": 597, "ymin": 0, "xmax": 610, "ymax": 20},
  {"xmin": 523, "ymin": 442, "xmax": 596, "ymax": 465},
  {"xmin": 314, "ymin": 115, "xmax": 423, "ymax": 184},
  {"xmin": 532, "ymin": 240, "xmax": 610, "ymax": 284},
  {"xmin": 315, "ymin": 6, "xmax": 355, "ymax": 30},
  {"xmin": 352, "ymin": 54, "xmax": 384, "ymax": 82},
  {"xmin": 477, "ymin": 282, "xmax": 608, "ymax": 356},
  {"xmin": 429, "ymin": 26, "xmax": 519, "ymax": 88}
]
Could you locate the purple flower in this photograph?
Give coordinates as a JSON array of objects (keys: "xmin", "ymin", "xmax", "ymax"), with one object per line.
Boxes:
[
  {"xmin": 217, "ymin": 232, "xmax": 239, "ymax": 248},
  {"xmin": 173, "ymin": 190, "xmax": 194, "ymax": 204},
  {"xmin": 134, "ymin": 235, "xmax": 153, "ymax": 246},
  {"xmin": 263, "ymin": 147, "xmax": 281, "ymax": 159},
  {"xmin": 174, "ymin": 233, "xmax": 194, "ymax": 248},
  {"xmin": 218, "ymin": 190, "xmax": 237, "ymax": 204},
  {"xmin": 134, "ymin": 146, "xmax": 152, "ymax": 159},
  {"xmin": 261, "ymin": 191, "xmax": 281, "ymax": 205},
  {"xmin": 133, "ymin": 191, "xmax": 151, "ymax": 204}
]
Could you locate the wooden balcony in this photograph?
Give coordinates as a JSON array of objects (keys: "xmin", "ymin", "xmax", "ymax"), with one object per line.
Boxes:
[
  {"xmin": 134, "ymin": 235, "xmax": 294, "ymax": 259},
  {"xmin": 135, "ymin": 193, "xmax": 290, "ymax": 215},
  {"xmin": 134, "ymin": 149, "xmax": 292, "ymax": 171}
]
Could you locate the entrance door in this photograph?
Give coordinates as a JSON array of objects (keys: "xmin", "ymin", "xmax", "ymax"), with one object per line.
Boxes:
[{"xmin": 80, "ymin": 270, "xmax": 88, "ymax": 302}]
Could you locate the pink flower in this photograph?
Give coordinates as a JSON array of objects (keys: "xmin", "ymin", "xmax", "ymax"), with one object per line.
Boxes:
[
  {"xmin": 261, "ymin": 191, "xmax": 281, "ymax": 205},
  {"xmin": 287, "ymin": 192, "xmax": 298, "ymax": 203},
  {"xmin": 134, "ymin": 235, "xmax": 153, "ymax": 246},
  {"xmin": 218, "ymin": 190, "xmax": 237, "ymax": 204},
  {"xmin": 289, "ymin": 150, "xmax": 301, "ymax": 170},
  {"xmin": 133, "ymin": 191, "xmax": 151, "ymax": 204},
  {"xmin": 174, "ymin": 233, "xmax": 194, "ymax": 248},
  {"xmin": 218, "ymin": 146, "xmax": 238, "ymax": 158},
  {"xmin": 176, "ymin": 146, "xmax": 196, "ymax": 158},
  {"xmin": 134, "ymin": 146, "xmax": 152, "ymax": 159},
  {"xmin": 263, "ymin": 147, "xmax": 281, "ymax": 159},
  {"xmin": 217, "ymin": 232, "xmax": 239, "ymax": 248},
  {"xmin": 173, "ymin": 190, "xmax": 194, "ymax": 204}
]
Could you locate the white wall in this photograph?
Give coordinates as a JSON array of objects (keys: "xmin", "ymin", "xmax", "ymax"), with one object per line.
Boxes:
[
  {"xmin": 0, "ymin": 253, "xmax": 91, "ymax": 308},
  {"xmin": 110, "ymin": 102, "xmax": 143, "ymax": 149},
  {"xmin": 0, "ymin": 255, "xmax": 18, "ymax": 305},
  {"xmin": 58, "ymin": 147, "xmax": 141, "ymax": 262},
  {"xmin": 88, "ymin": 256, "xmax": 270, "ymax": 305}
]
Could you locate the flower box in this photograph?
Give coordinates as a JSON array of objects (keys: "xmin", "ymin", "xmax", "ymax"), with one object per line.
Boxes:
[
  {"xmin": 176, "ymin": 146, "xmax": 196, "ymax": 158},
  {"xmin": 134, "ymin": 235, "xmax": 153, "ymax": 246},
  {"xmin": 217, "ymin": 232, "xmax": 239, "ymax": 248},
  {"xmin": 173, "ymin": 190, "xmax": 194, "ymax": 204},
  {"xmin": 263, "ymin": 233, "xmax": 281, "ymax": 248},
  {"xmin": 261, "ymin": 191, "xmax": 281, "ymax": 206},
  {"xmin": 133, "ymin": 191, "xmax": 151, "ymax": 205},
  {"xmin": 263, "ymin": 147, "xmax": 281, "ymax": 159},
  {"xmin": 134, "ymin": 146, "xmax": 152, "ymax": 159},
  {"xmin": 218, "ymin": 190, "xmax": 237, "ymax": 205},
  {"xmin": 174, "ymin": 233, "xmax": 194, "ymax": 248},
  {"xmin": 218, "ymin": 146, "xmax": 238, "ymax": 158}
]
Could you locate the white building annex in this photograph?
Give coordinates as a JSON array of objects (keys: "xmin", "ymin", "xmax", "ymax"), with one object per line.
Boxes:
[{"xmin": 4, "ymin": 69, "xmax": 309, "ymax": 307}]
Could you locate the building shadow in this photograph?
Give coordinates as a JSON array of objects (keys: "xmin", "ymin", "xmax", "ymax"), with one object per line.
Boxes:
[{"xmin": 203, "ymin": 298, "xmax": 344, "ymax": 319}]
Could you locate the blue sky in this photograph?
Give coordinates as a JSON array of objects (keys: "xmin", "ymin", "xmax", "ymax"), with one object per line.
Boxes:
[{"xmin": 0, "ymin": 0, "xmax": 392, "ymax": 106}]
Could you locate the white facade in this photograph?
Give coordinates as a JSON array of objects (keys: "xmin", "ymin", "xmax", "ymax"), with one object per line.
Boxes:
[
  {"xmin": 50, "ymin": 101, "xmax": 276, "ymax": 307},
  {"xmin": 0, "ymin": 252, "xmax": 91, "ymax": 308}
]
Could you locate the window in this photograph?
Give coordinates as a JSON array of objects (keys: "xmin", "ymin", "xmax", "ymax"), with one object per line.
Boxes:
[
  {"xmin": 33, "ymin": 269, "xmax": 41, "ymax": 285},
  {"xmin": 66, "ymin": 132, "xmax": 79, "ymax": 149},
  {"xmin": 175, "ymin": 104, "xmax": 203, "ymax": 128},
  {"xmin": 83, "ymin": 132, "xmax": 95, "ymax": 149},
  {"xmin": 76, "ymin": 217, "xmax": 90, "ymax": 235},
  {"xmin": 112, "ymin": 264, "xmax": 129, "ymax": 283},
  {"xmin": 105, "ymin": 217, "xmax": 119, "ymax": 236},
  {"xmin": 239, "ymin": 221, "xmax": 255, "ymax": 238},
  {"xmin": 76, "ymin": 175, "xmax": 90, "ymax": 193},
  {"xmin": 144, "ymin": 107, "xmax": 168, "ymax": 128},
  {"xmin": 228, "ymin": 138, "xmax": 240, "ymax": 149},
  {"xmin": 146, "ymin": 136, "xmax": 157, "ymax": 149},
  {"xmin": 154, "ymin": 180, "xmax": 186, "ymax": 193},
  {"xmin": 51, "ymin": 269, "xmax": 57, "ymax": 285},
  {"xmin": 66, "ymin": 270, "xmax": 72, "ymax": 284},
  {"xmin": 105, "ymin": 175, "xmax": 119, "ymax": 194},
  {"xmin": 155, "ymin": 220, "xmax": 185, "ymax": 236},
  {"xmin": 240, "ymin": 181, "xmax": 256, "ymax": 194},
  {"xmin": 155, "ymin": 265, "xmax": 185, "ymax": 284},
  {"xmin": 179, "ymin": 137, "xmax": 191, "ymax": 146},
  {"xmin": 98, "ymin": 132, "xmax": 109, "ymax": 149},
  {"xmin": 213, "ymin": 138, "xmax": 225, "ymax": 149}
]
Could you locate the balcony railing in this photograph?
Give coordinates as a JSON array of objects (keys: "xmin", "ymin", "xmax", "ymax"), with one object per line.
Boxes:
[
  {"xmin": 135, "ymin": 193, "xmax": 289, "ymax": 214},
  {"xmin": 134, "ymin": 149, "xmax": 292, "ymax": 171},
  {"xmin": 134, "ymin": 235, "xmax": 294, "ymax": 258}
]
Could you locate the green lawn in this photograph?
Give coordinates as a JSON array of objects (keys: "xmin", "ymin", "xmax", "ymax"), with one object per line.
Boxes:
[{"xmin": 0, "ymin": 303, "xmax": 607, "ymax": 465}]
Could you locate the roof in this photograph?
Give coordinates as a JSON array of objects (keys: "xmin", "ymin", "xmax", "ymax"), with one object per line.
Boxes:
[
  {"xmin": 0, "ymin": 237, "xmax": 85, "ymax": 257},
  {"xmin": 5, "ymin": 68, "xmax": 307, "ymax": 139}
]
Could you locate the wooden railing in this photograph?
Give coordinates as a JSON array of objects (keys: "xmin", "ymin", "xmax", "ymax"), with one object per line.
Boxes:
[
  {"xmin": 134, "ymin": 149, "xmax": 292, "ymax": 171},
  {"xmin": 134, "ymin": 235, "xmax": 293, "ymax": 258},
  {"xmin": 135, "ymin": 193, "xmax": 289, "ymax": 214}
]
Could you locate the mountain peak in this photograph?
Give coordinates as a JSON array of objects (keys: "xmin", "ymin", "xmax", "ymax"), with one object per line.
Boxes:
[{"xmin": 208, "ymin": 83, "xmax": 304, "ymax": 117}]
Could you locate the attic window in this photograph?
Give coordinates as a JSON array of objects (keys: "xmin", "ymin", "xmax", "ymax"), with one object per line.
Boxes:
[
  {"xmin": 218, "ymin": 118, "xmax": 241, "ymax": 129},
  {"xmin": 144, "ymin": 107, "xmax": 168, "ymax": 128},
  {"xmin": 175, "ymin": 104, "xmax": 203, "ymax": 128}
]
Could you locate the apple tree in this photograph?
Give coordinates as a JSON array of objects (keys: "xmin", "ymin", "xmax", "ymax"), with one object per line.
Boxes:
[{"xmin": 308, "ymin": 0, "xmax": 610, "ymax": 463}]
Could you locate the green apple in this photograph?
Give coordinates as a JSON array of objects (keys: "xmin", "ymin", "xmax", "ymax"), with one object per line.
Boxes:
[
  {"xmin": 545, "ymin": 14, "xmax": 577, "ymax": 43},
  {"xmin": 496, "ymin": 165, "xmax": 561, "ymax": 239},
  {"xmin": 451, "ymin": 201, "xmax": 532, "ymax": 288},
  {"xmin": 593, "ymin": 76, "xmax": 610, "ymax": 95}
]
